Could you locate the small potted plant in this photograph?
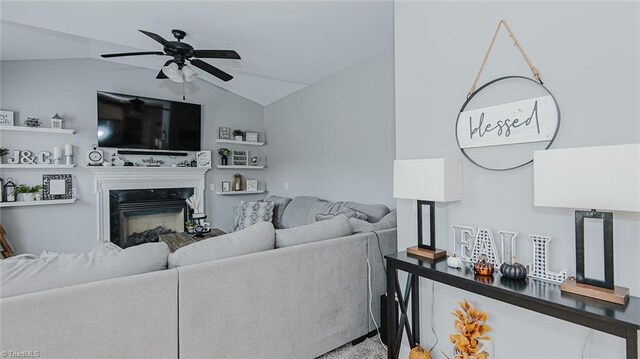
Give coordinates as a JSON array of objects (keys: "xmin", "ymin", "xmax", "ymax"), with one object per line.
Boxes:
[
  {"xmin": 232, "ymin": 130, "xmax": 244, "ymax": 142},
  {"xmin": 0, "ymin": 147, "xmax": 9, "ymax": 164},
  {"xmin": 218, "ymin": 148, "xmax": 230, "ymax": 166},
  {"xmin": 185, "ymin": 219, "xmax": 197, "ymax": 233},
  {"xmin": 15, "ymin": 184, "xmax": 43, "ymax": 202}
]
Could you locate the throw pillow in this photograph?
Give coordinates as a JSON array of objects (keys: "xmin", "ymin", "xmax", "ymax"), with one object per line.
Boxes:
[
  {"xmin": 168, "ymin": 222, "xmax": 275, "ymax": 268},
  {"xmin": 0, "ymin": 242, "xmax": 170, "ymax": 299},
  {"xmin": 265, "ymin": 195, "xmax": 292, "ymax": 229},
  {"xmin": 275, "ymin": 215, "xmax": 354, "ymax": 248},
  {"xmin": 234, "ymin": 201, "xmax": 275, "ymax": 232}
]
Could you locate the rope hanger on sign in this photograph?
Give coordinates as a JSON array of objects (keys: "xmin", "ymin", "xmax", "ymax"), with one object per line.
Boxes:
[{"xmin": 468, "ymin": 19, "xmax": 543, "ymax": 97}]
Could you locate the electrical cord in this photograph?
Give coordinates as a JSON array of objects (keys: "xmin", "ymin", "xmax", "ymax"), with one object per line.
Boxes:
[
  {"xmin": 429, "ymin": 281, "xmax": 439, "ymax": 353},
  {"xmin": 367, "ymin": 257, "xmax": 388, "ymax": 350},
  {"xmin": 581, "ymin": 330, "xmax": 594, "ymax": 358}
]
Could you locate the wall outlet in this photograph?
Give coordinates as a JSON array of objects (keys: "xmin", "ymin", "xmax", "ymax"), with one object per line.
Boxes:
[
  {"xmin": 209, "ymin": 183, "xmax": 215, "ymax": 191},
  {"xmin": 284, "ymin": 182, "xmax": 289, "ymax": 190}
]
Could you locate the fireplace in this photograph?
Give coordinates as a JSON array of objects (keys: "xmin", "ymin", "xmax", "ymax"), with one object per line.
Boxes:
[{"xmin": 109, "ymin": 188, "xmax": 194, "ymax": 248}]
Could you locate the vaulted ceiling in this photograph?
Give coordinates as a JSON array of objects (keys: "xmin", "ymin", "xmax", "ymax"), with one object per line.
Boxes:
[{"xmin": 0, "ymin": 1, "xmax": 394, "ymax": 105}]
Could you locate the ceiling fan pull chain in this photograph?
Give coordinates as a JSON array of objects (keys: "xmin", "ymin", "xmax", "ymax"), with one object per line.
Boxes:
[{"xmin": 182, "ymin": 77, "xmax": 186, "ymax": 101}]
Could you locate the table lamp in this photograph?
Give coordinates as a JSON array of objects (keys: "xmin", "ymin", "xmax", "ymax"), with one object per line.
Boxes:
[
  {"xmin": 394, "ymin": 159, "xmax": 462, "ymax": 260},
  {"xmin": 534, "ymin": 143, "xmax": 640, "ymax": 304}
]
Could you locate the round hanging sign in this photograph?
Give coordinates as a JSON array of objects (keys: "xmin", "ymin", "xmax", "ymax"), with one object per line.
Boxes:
[{"xmin": 455, "ymin": 76, "xmax": 560, "ymax": 171}]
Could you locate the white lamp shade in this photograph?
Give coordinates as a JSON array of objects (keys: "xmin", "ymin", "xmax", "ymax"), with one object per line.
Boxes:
[
  {"xmin": 182, "ymin": 65, "xmax": 198, "ymax": 82},
  {"xmin": 393, "ymin": 158, "xmax": 462, "ymax": 202},
  {"xmin": 162, "ymin": 62, "xmax": 180, "ymax": 81},
  {"xmin": 534, "ymin": 143, "xmax": 640, "ymax": 212}
]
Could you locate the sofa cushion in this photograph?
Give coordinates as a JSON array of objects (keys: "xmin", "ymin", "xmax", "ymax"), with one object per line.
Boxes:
[
  {"xmin": 169, "ymin": 222, "xmax": 275, "ymax": 268},
  {"xmin": 275, "ymin": 215, "xmax": 353, "ymax": 248},
  {"xmin": 265, "ymin": 195, "xmax": 292, "ymax": 229},
  {"xmin": 234, "ymin": 200, "xmax": 275, "ymax": 231},
  {"xmin": 350, "ymin": 210, "xmax": 397, "ymax": 233},
  {"xmin": 0, "ymin": 242, "xmax": 170, "ymax": 298},
  {"xmin": 281, "ymin": 196, "xmax": 322, "ymax": 228},
  {"xmin": 344, "ymin": 202, "xmax": 390, "ymax": 223}
]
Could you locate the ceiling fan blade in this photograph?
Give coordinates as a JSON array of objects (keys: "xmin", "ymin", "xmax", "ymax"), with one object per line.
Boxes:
[
  {"xmin": 101, "ymin": 51, "xmax": 164, "ymax": 58},
  {"xmin": 139, "ymin": 30, "xmax": 170, "ymax": 46},
  {"xmin": 190, "ymin": 59, "xmax": 233, "ymax": 82},
  {"xmin": 156, "ymin": 60, "xmax": 173, "ymax": 79},
  {"xmin": 193, "ymin": 50, "xmax": 241, "ymax": 60}
]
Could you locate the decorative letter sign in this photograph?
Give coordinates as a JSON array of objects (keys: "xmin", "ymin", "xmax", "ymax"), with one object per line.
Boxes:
[
  {"xmin": 470, "ymin": 228, "xmax": 501, "ymax": 266},
  {"xmin": 527, "ymin": 235, "xmax": 567, "ymax": 284},
  {"xmin": 450, "ymin": 225, "xmax": 567, "ymax": 284},
  {"xmin": 457, "ymin": 95, "xmax": 557, "ymax": 149}
]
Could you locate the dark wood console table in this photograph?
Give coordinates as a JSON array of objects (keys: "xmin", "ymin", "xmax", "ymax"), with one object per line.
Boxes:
[{"xmin": 386, "ymin": 251, "xmax": 640, "ymax": 359}]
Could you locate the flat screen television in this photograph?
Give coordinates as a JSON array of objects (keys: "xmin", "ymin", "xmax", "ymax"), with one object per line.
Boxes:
[{"xmin": 97, "ymin": 91, "xmax": 201, "ymax": 151}]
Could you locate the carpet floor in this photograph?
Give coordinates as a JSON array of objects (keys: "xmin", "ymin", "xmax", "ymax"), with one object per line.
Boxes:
[{"xmin": 317, "ymin": 337, "xmax": 387, "ymax": 359}]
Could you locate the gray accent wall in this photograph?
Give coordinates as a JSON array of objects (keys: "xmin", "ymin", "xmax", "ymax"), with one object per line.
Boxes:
[
  {"xmin": 395, "ymin": 2, "xmax": 639, "ymax": 358},
  {"xmin": 0, "ymin": 58, "xmax": 264, "ymax": 254},
  {"xmin": 264, "ymin": 50, "xmax": 395, "ymax": 207}
]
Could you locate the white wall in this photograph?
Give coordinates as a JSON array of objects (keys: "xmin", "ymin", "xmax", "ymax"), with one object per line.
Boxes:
[
  {"xmin": 395, "ymin": 2, "xmax": 639, "ymax": 358},
  {"xmin": 0, "ymin": 58, "xmax": 264, "ymax": 254},
  {"xmin": 264, "ymin": 50, "xmax": 395, "ymax": 206}
]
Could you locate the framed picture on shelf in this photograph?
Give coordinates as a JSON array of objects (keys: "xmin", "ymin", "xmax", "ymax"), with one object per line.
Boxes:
[
  {"xmin": 219, "ymin": 127, "xmax": 231, "ymax": 140},
  {"xmin": 221, "ymin": 181, "xmax": 231, "ymax": 192},
  {"xmin": 232, "ymin": 150, "xmax": 248, "ymax": 166},
  {"xmin": 0, "ymin": 110, "xmax": 14, "ymax": 126},
  {"xmin": 42, "ymin": 174, "xmax": 73, "ymax": 200},
  {"xmin": 246, "ymin": 180, "xmax": 258, "ymax": 192},
  {"xmin": 245, "ymin": 131, "xmax": 259, "ymax": 142}
]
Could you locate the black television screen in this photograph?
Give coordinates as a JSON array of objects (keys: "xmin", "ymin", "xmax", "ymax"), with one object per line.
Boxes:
[{"xmin": 97, "ymin": 91, "xmax": 201, "ymax": 151}]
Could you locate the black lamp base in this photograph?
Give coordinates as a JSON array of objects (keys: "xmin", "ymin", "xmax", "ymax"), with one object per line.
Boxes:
[
  {"xmin": 561, "ymin": 277, "xmax": 629, "ymax": 305},
  {"xmin": 407, "ymin": 246, "xmax": 447, "ymax": 261}
]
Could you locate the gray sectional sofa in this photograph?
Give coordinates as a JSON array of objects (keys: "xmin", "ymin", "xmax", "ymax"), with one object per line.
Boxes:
[{"xmin": 0, "ymin": 196, "xmax": 396, "ymax": 359}]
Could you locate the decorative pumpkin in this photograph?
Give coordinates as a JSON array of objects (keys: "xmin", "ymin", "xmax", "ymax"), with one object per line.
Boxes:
[
  {"xmin": 500, "ymin": 256, "xmax": 527, "ymax": 280},
  {"xmin": 447, "ymin": 253, "xmax": 463, "ymax": 269},
  {"xmin": 473, "ymin": 259, "xmax": 494, "ymax": 276},
  {"xmin": 409, "ymin": 345, "xmax": 432, "ymax": 359}
]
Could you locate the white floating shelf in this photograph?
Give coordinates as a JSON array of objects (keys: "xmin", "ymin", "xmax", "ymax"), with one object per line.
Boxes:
[
  {"xmin": 215, "ymin": 190, "xmax": 266, "ymax": 195},
  {"xmin": 215, "ymin": 139, "xmax": 264, "ymax": 146},
  {"xmin": 0, "ymin": 164, "xmax": 76, "ymax": 169},
  {"xmin": 0, "ymin": 126, "xmax": 75, "ymax": 134},
  {"xmin": 216, "ymin": 165, "xmax": 265, "ymax": 170},
  {"xmin": 0, "ymin": 198, "xmax": 77, "ymax": 208}
]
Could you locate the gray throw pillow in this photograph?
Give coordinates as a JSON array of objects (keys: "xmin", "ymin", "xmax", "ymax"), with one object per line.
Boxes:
[
  {"xmin": 169, "ymin": 222, "xmax": 275, "ymax": 268},
  {"xmin": 265, "ymin": 195, "xmax": 292, "ymax": 229},
  {"xmin": 275, "ymin": 215, "xmax": 354, "ymax": 248},
  {"xmin": 0, "ymin": 242, "xmax": 170, "ymax": 299},
  {"xmin": 350, "ymin": 210, "xmax": 397, "ymax": 233},
  {"xmin": 344, "ymin": 202, "xmax": 390, "ymax": 223},
  {"xmin": 234, "ymin": 201, "xmax": 275, "ymax": 231}
]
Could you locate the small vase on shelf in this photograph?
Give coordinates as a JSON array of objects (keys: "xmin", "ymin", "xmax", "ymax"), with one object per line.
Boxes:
[{"xmin": 221, "ymin": 157, "xmax": 228, "ymax": 166}]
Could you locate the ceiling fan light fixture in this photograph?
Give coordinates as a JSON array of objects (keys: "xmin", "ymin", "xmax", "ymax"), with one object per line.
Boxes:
[
  {"xmin": 162, "ymin": 62, "xmax": 181, "ymax": 81},
  {"xmin": 182, "ymin": 64, "xmax": 198, "ymax": 82}
]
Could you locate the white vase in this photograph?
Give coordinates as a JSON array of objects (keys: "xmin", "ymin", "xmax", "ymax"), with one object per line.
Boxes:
[
  {"xmin": 19, "ymin": 193, "xmax": 35, "ymax": 201},
  {"xmin": 235, "ymin": 136, "xmax": 243, "ymax": 142}
]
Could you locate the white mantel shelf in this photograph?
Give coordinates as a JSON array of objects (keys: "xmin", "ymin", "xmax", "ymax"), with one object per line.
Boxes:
[
  {"xmin": 0, "ymin": 164, "xmax": 76, "ymax": 169},
  {"xmin": 215, "ymin": 139, "xmax": 265, "ymax": 146},
  {"xmin": 86, "ymin": 166, "xmax": 210, "ymax": 175},
  {"xmin": 215, "ymin": 190, "xmax": 266, "ymax": 195},
  {"xmin": 216, "ymin": 165, "xmax": 265, "ymax": 170},
  {"xmin": 0, "ymin": 198, "xmax": 77, "ymax": 208},
  {"xmin": 0, "ymin": 126, "xmax": 75, "ymax": 134}
]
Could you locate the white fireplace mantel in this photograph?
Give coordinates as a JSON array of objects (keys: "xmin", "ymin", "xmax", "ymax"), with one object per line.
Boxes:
[{"xmin": 88, "ymin": 166, "xmax": 210, "ymax": 242}]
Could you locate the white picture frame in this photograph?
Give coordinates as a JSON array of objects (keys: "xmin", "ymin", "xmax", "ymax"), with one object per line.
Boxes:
[
  {"xmin": 232, "ymin": 150, "xmax": 248, "ymax": 166},
  {"xmin": 245, "ymin": 131, "xmax": 259, "ymax": 143},
  {"xmin": 0, "ymin": 110, "xmax": 14, "ymax": 126},
  {"xmin": 196, "ymin": 151, "xmax": 212, "ymax": 168},
  {"xmin": 246, "ymin": 180, "xmax": 258, "ymax": 192}
]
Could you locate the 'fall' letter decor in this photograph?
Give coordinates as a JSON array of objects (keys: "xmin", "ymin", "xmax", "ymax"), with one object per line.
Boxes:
[{"xmin": 447, "ymin": 300, "xmax": 492, "ymax": 359}]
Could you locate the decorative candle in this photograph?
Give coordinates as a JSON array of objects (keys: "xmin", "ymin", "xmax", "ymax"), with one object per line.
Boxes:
[
  {"xmin": 64, "ymin": 144, "xmax": 73, "ymax": 156},
  {"xmin": 53, "ymin": 147, "xmax": 62, "ymax": 159}
]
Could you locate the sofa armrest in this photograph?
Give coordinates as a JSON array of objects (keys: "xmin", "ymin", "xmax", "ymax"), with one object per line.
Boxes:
[{"xmin": 366, "ymin": 228, "xmax": 397, "ymax": 332}]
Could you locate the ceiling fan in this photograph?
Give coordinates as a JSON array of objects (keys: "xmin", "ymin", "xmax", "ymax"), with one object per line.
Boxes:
[{"xmin": 101, "ymin": 29, "xmax": 240, "ymax": 83}]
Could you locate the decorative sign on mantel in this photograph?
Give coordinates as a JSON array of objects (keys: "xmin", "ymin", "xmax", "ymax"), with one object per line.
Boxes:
[
  {"xmin": 455, "ymin": 20, "xmax": 560, "ymax": 171},
  {"xmin": 457, "ymin": 95, "xmax": 557, "ymax": 149}
]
